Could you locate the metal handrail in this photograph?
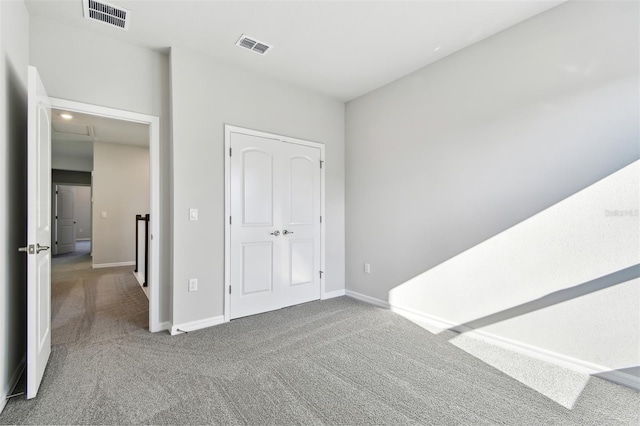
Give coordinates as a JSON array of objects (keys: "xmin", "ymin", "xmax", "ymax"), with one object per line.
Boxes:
[{"xmin": 135, "ymin": 214, "xmax": 150, "ymax": 287}]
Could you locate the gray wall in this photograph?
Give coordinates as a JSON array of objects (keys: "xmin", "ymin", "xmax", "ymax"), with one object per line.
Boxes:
[
  {"xmin": 51, "ymin": 155, "xmax": 92, "ymax": 172},
  {"xmin": 92, "ymin": 143, "xmax": 149, "ymax": 265},
  {"xmin": 70, "ymin": 186, "xmax": 91, "ymax": 240},
  {"xmin": 170, "ymin": 47, "xmax": 345, "ymax": 326},
  {"xmin": 0, "ymin": 0, "xmax": 29, "ymax": 410},
  {"xmin": 52, "ymin": 169, "xmax": 91, "ymax": 186},
  {"xmin": 30, "ymin": 16, "xmax": 171, "ymax": 324},
  {"xmin": 346, "ymin": 1, "xmax": 639, "ymax": 370}
]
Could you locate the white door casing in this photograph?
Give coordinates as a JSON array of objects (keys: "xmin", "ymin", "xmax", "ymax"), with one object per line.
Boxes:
[
  {"xmin": 55, "ymin": 185, "xmax": 76, "ymax": 254},
  {"xmin": 26, "ymin": 66, "xmax": 52, "ymax": 399},
  {"xmin": 48, "ymin": 97, "xmax": 162, "ymax": 333},
  {"xmin": 226, "ymin": 126, "xmax": 324, "ymax": 320}
]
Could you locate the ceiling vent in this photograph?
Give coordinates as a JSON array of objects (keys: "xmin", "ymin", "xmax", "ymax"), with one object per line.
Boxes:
[
  {"xmin": 236, "ymin": 35, "xmax": 272, "ymax": 56},
  {"xmin": 82, "ymin": 0, "xmax": 130, "ymax": 31}
]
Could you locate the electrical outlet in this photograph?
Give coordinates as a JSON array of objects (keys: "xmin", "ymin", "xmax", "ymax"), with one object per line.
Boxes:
[
  {"xmin": 364, "ymin": 263, "xmax": 371, "ymax": 274},
  {"xmin": 189, "ymin": 208, "xmax": 198, "ymax": 221},
  {"xmin": 101, "ymin": 211, "xmax": 107, "ymax": 218},
  {"xmin": 189, "ymin": 278, "xmax": 198, "ymax": 292}
]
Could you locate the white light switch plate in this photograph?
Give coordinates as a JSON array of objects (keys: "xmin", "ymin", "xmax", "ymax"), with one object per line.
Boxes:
[
  {"xmin": 101, "ymin": 211, "xmax": 107, "ymax": 218},
  {"xmin": 189, "ymin": 208, "xmax": 198, "ymax": 221},
  {"xmin": 189, "ymin": 278, "xmax": 198, "ymax": 292},
  {"xmin": 364, "ymin": 263, "xmax": 371, "ymax": 274}
]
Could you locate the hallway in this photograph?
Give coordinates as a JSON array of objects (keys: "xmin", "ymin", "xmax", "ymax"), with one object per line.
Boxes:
[{"xmin": 50, "ymin": 241, "xmax": 149, "ymax": 347}]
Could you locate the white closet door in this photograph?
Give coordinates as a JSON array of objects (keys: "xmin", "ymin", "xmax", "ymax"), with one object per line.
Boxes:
[
  {"xmin": 280, "ymin": 142, "xmax": 321, "ymax": 307},
  {"xmin": 229, "ymin": 132, "xmax": 321, "ymax": 319}
]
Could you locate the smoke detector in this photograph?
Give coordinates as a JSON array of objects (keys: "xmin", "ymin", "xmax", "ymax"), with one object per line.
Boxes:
[
  {"xmin": 236, "ymin": 35, "xmax": 272, "ymax": 55},
  {"xmin": 82, "ymin": 0, "xmax": 130, "ymax": 31}
]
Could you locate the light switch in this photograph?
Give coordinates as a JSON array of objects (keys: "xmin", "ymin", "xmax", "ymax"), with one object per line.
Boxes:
[
  {"xmin": 364, "ymin": 263, "xmax": 371, "ymax": 274},
  {"xmin": 189, "ymin": 278, "xmax": 198, "ymax": 292},
  {"xmin": 101, "ymin": 211, "xmax": 107, "ymax": 218},
  {"xmin": 189, "ymin": 208, "xmax": 198, "ymax": 221}
]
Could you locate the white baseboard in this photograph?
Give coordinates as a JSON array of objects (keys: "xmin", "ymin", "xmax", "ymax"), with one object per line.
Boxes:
[
  {"xmin": 346, "ymin": 290, "xmax": 390, "ymax": 309},
  {"xmin": 321, "ymin": 289, "xmax": 346, "ymax": 300},
  {"xmin": 132, "ymin": 271, "xmax": 146, "ymax": 286},
  {"xmin": 170, "ymin": 315, "xmax": 225, "ymax": 336},
  {"xmin": 347, "ymin": 291, "xmax": 640, "ymax": 390},
  {"xmin": 152, "ymin": 321, "xmax": 171, "ymax": 333},
  {"xmin": 1, "ymin": 355, "xmax": 25, "ymax": 414},
  {"xmin": 76, "ymin": 238, "xmax": 91, "ymax": 241},
  {"xmin": 92, "ymin": 261, "xmax": 135, "ymax": 269}
]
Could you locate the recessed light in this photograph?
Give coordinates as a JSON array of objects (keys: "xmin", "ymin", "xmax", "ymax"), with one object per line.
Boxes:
[{"xmin": 60, "ymin": 113, "xmax": 73, "ymax": 120}]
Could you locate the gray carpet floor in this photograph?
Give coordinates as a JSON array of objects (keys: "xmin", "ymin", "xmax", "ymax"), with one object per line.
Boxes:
[{"xmin": 1, "ymin": 249, "xmax": 639, "ymax": 425}]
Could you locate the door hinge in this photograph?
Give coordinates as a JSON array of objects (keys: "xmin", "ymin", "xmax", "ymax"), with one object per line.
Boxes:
[
  {"xmin": 229, "ymin": 147, "xmax": 232, "ymax": 157},
  {"xmin": 320, "ymin": 160, "xmax": 324, "ymax": 169},
  {"xmin": 229, "ymin": 286, "xmax": 232, "ymax": 294},
  {"xmin": 229, "ymin": 216, "xmax": 232, "ymax": 225},
  {"xmin": 319, "ymin": 271, "xmax": 324, "ymax": 279},
  {"xmin": 320, "ymin": 216, "xmax": 322, "ymax": 223},
  {"xmin": 55, "ymin": 215, "xmax": 58, "ymax": 219}
]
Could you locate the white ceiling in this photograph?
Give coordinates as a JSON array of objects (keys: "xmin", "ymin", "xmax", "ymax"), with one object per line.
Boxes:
[
  {"xmin": 52, "ymin": 108, "xmax": 149, "ymax": 160},
  {"xmin": 25, "ymin": 0, "xmax": 565, "ymax": 101}
]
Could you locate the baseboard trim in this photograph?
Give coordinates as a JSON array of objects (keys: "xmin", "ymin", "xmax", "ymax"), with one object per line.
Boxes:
[
  {"xmin": 346, "ymin": 290, "xmax": 390, "ymax": 309},
  {"xmin": 92, "ymin": 261, "xmax": 135, "ymax": 269},
  {"xmin": 321, "ymin": 289, "xmax": 346, "ymax": 300},
  {"xmin": 76, "ymin": 238, "xmax": 91, "ymax": 241},
  {"xmin": 1, "ymin": 355, "xmax": 26, "ymax": 414},
  {"xmin": 170, "ymin": 315, "xmax": 225, "ymax": 336},
  {"xmin": 153, "ymin": 321, "xmax": 171, "ymax": 333},
  {"xmin": 347, "ymin": 291, "xmax": 639, "ymax": 390}
]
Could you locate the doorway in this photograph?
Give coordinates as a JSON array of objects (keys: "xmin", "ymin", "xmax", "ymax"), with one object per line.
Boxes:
[
  {"xmin": 52, "ymin": 184, "xmax": 92, "ymax": 256},
  {"xmin": 224, "ymin": 125, "xmax": 326, "ymax": 321},
  {"xmin": 49, "ymin": 98, "xmax": 162, "ymax": 332}
]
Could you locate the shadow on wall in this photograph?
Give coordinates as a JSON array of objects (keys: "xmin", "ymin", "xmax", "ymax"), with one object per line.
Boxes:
[
  {"xmin": 4, "ymin": 53, "xmax": 28, "ymax": 384},
  {"xmin": 388, "ymin": 160, "xmax": 640, "ymax": 406}
]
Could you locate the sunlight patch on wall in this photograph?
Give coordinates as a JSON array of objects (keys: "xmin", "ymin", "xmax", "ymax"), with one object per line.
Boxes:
[{"xmin": 387, "ymin": 160, "xmax": 639, "ymax": 401}]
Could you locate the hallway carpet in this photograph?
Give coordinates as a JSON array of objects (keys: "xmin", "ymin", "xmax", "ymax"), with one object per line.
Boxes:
[{"xmin": 1, "ymin": 252, "xmax": 638, "ymax": 424}]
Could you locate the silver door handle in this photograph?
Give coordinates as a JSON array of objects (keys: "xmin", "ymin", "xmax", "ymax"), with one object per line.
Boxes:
[
  {"xmin": 282, "ymin": 230, "xmax": 294, "ymax": 235},
  {"xmin": 36, "ymin": 244, "xmax": 50, "ymax": 253},
  {"xmin": 18, "ymin": 245, "xmax": 35, "ymax": 254},
  {"xmin": 270, "ymin": 230, "xmax": 280, "ymax": 236}
]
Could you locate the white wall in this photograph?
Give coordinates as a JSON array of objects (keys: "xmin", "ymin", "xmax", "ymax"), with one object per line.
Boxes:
[
  {"xmin": 345, "ymin": 1, "xmax": 639, "ymax": 374},
  {"xmin": 92, "ymin": 143, "xmax": 149, "ymax": 266},
  {"xmin": 0, "ymin": 0, "xmax": 29, "ymax": 412},
  {"xmin": 170, "ymin": 47, "xmax": 345, "ymax": 327},
  {"xmin": 71, "ymin": 186, "xmax": 91, "ymax": 240},
  {"xmin": 51, "ymin": 155, "xmax": 92, "ymax": 172},
  {"xmin": 30, "ymin": 16, "xmax": 171, "ymax": 323}
]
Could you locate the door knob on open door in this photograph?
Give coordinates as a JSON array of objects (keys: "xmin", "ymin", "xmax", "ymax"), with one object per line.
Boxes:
[
  {"xmin": 282, "ymin": 230, "xmax": 294, "ymax": 235},
  {"xmin": 270, "ymin": 230, "xmax": 280, "ymax": 236},
  {"xmin": 36, "ymin": 244, "xmax": 50, "ymax": 253}
]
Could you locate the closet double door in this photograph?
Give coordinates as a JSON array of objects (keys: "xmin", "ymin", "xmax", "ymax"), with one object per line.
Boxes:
[{"xmin": 229, "ymin": 132, "xmax": 321, "ymax": 319}]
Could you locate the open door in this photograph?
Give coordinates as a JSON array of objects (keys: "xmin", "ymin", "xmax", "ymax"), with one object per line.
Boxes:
[
  {"xmin": 22, "ymin": 66, "xmax": 52, "ymax": 399},
  {"xmin": 55, "ymin": 185, "xmax": 77, "ymax": 254}
]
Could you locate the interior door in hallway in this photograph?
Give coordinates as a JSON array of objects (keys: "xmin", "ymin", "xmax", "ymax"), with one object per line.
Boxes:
[
  {"xmin": 55, "ymin": 185, "xmax": 76, "ymax": 254},
  {"xmin": 229, "ymin": 132, "xmax": 321, "ymax": 319},
  {"xmin": 24, "ymin": 66, "xmax": 52, "ymax": 399}
]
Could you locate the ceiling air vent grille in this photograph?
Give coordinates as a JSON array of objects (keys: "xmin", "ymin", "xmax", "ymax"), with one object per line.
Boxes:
[
  {"xmin": 236, "ymin": 35, "xmax": 272, "ymax": 55},
  {"xmin": 82, "ymin": 0, "xmax": 130, "ymax": 31}
]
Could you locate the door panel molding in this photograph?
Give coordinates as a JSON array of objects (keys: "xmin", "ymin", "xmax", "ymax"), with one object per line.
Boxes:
[{"xmin": 224, "ymin": 125, "xmax": 326, "ymax": 322}]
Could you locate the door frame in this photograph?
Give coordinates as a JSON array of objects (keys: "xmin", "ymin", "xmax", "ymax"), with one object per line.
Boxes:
[
  {"xmin": 224, "ymin": 125, "xmax": 326, "ymax": 322},
  {"xmin": 50, "ymin": 97, "xmax": 162, "ymax": 332},
  {"xmin": 51, "ymin": 182, "xmax": 92, "ymax": 256}
]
